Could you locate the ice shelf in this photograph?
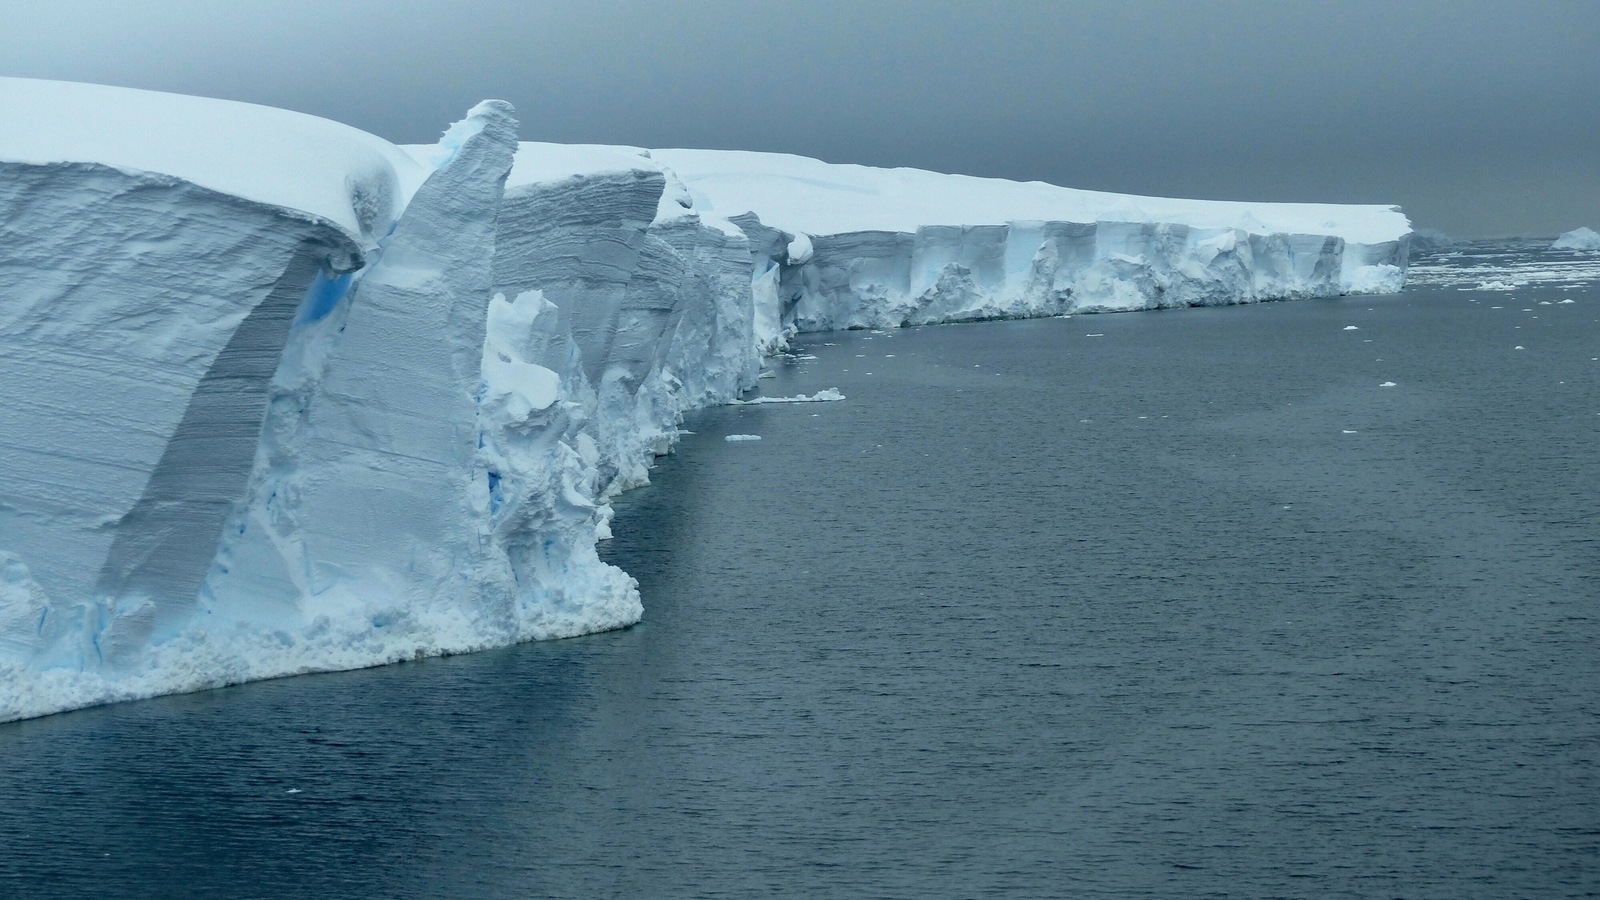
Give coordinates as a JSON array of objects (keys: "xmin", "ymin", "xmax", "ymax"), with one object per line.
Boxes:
[{"xmin": 0, "ymin": 78, "xmax": 1412, "ymax": 720}]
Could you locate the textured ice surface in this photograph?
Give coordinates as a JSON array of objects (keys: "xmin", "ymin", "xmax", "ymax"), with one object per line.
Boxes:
[{"xmin": 1, "ymin": 81, "xmax": 1413, "ymax": 720}]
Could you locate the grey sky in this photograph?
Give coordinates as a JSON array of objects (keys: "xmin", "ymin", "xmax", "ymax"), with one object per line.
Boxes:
[{"xmin": 3, "ymin": 0, "xmax": 1595, "ymax": 237}]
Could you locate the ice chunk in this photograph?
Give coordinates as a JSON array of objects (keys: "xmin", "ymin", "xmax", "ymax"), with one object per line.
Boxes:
[
  {"xmin": 724, "ymin": 434, "xmax": 762, "ymax": 442},
  {"xmin": 1552, "ymin": 227, "xmax": 1600, "ymax": 251},
  {"xmin": 731, "ymin": 388, "xmax": 845, "ymax": 404},
  {"xmin": 1379, "ymin": 381, "xmax": 1397, "ymax": 387}
]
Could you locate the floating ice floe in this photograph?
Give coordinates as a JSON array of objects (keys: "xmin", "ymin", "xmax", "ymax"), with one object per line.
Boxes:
[
  {"xmin": 1379, "ymin": 381, "xmax": 1398, "ymax": 387},
  {"xmin": 730, "ymin": 388, "xmax": 845, "ymax": 405},
  {"xmin": 724, "ymin": 434, "xmax": 762, "ymax": 442},
  {"xmin": 1344, "ymin": 326, "xmax": 1360, "ymax": 331}
]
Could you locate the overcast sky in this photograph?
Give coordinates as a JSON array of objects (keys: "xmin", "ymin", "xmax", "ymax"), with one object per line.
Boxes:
[{"xmin": 3, "ymin": 0, "xmax": 1595, "ymax": 236}]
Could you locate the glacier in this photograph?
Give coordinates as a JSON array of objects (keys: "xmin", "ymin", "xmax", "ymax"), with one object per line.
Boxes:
[{"xmin": 0, "ymin": 77, "xmax": 1411, "ymax": 721}]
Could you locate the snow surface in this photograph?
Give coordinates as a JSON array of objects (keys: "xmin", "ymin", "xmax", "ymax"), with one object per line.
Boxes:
[
  {"xmin": 652, "ymin": 148, "xmax": 1410, "ymax": 245},
  {"xmin": 0, "ymin": 77, "xmax": 427, "ymax": 249},
  {"xmin": 0, "ymin": 80, "xmax": 1415, "ymax": 721},
  {"xmin": 1552, "ymin": 227, "xmax": 1600, "ymax": 251}
]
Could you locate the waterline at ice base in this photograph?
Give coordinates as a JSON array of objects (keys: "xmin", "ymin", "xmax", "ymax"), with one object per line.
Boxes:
[{"xmin": 0, "ymin": 77, "xmax": 1412, "ymax": 721}]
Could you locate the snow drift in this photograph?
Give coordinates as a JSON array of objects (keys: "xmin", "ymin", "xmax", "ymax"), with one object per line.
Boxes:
[{"xmin": 0, "ymin": 77, "xmax": 1411, "ymax": 720}]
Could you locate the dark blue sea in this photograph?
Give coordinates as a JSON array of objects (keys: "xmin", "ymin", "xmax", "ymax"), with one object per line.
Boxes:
[{"xmin": 3, "ymin": 242, "xmax": 1597, "ymax": 898}]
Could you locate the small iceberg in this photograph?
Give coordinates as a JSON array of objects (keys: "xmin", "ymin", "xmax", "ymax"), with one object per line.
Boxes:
[
  {"xmin": 1343, "ymin": 326, "xmax": 1360, "ymax": 331},
  {"xmin": 730, "ymin": 388, "xmax": 845, "ymax": 405},
  {"xmin": 1552, "ymin": 227, "xmax": 1600, "ymax": 251},
  {"xmin": 1379, "ymin": 381, "xmax": 1397, "ymax": 388},
  {"xmin": 724, "ymin": 434, "xmax": 762, "ymax": 442}
]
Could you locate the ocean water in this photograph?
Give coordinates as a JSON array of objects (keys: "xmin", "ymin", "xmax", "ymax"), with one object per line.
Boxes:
[{"xmin": 2, "ymin": 244, "xmax": 1597, "ymax": 898}]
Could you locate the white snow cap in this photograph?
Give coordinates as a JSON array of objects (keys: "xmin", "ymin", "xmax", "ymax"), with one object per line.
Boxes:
[
  {"xmin": 651, "ymin": 148, "xmax": 1411, "ymax": 245},
  {"xmin": 499, "ymin": 142, "xmax": 658, "ymax": 189},
  {"xmin": 0, "ymin": 77, "xmax": 428, "ymax": 246}
]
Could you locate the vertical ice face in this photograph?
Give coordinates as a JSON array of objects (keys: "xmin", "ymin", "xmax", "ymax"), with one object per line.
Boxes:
[
  {"xmin": 0, "ymin": 160, "xmax": 363, "ymax": 673},
  {"xmin": 653, "ymin": 148, "xmax": 1412, "ymax": 330},
  {"xmin": 204, "ymin": 101, "xmax": 547, "ymax": 648},
  {"xmin": 490, "ymin": 145, "xmax": 759, "ymax": 493},
  {"xmin": 203, "ymin": 102, "xmax": 645, "ymax": 671},
  {"xmin": 738, "ymin": 221, "xmax": 1388, "ymax": 331}
]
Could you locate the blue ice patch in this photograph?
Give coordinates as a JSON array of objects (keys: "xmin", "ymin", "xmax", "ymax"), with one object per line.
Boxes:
[{"xmin": 295, "ymin": 269, "xmax": 354, "ymax": 325}]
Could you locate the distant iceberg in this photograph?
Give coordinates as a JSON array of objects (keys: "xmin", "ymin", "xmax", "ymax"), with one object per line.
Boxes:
[
  {"xmin": 0, "ymin": 76, "xmax": 1413, "ymax": 721},
  {"xmin": 1552, "ymin": 227, "xmax": 1600, "ymax": 251},
  {"xmin": 1409, "ymin": 228, "xmax": 1458, "ymax": 250}
]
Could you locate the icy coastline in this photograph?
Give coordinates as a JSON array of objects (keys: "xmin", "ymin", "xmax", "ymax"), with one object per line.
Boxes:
[{"xmin": 0, "ymin": 78, "xmax": 1411, "ymax": 721}]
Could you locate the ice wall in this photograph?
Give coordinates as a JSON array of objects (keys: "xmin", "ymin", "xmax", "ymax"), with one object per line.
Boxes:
[
  {"xmin": 655, "ymin": 148, "xmax": 1411, "ymax": 333},
  {"xmin": 0, "ymin": 91, "xmax": 643, "ymax": 720},
  {"xmin": 0, "ymin": 163, "xmax": 363, "ymax": 675},
  {"xmin": 1, "ymin": 81, "xmax": 1411, "ymax": 721},
  {"xmin": 487, "ymin": 144, "xmax": 759, "ymax": 492}
]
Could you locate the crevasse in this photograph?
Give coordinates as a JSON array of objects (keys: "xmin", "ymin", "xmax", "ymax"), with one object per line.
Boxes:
[{"xmin": 0, "ymin": 79, "xmax": 1411, "ymax": 721}]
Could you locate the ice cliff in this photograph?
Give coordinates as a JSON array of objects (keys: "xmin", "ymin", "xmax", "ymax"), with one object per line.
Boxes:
[
  {"xmin": 653, "ymin": 149, "xmax": 1411, "ymax": 333},
  {"xmin": 0, "ymin": 78, "xmax": 1412, "ymax": 720}
]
